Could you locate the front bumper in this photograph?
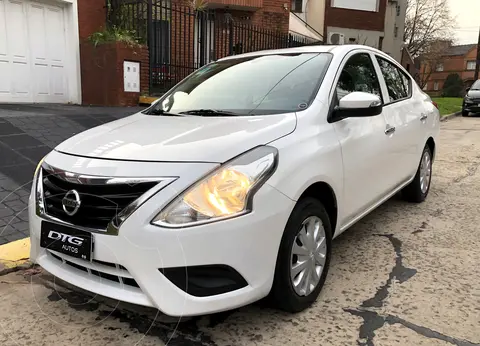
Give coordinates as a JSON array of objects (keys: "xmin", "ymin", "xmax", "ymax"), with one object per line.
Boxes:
[
  {"xmin": 29, "ymin": 152, "xmax": 295, "ymax": 317},
  {"xmin": 463, "ymin": 102, "xmax": 480, "ymax": 113}
]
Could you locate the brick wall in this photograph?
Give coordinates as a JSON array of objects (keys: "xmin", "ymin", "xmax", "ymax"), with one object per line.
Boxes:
[
  {"xmin": 77, "ymin": 0, "xmax": 106, "ymax": 40},
  {"xmin": 324, "ymin": 0, "xmax": 387, "ymax": 32},
  {"xmin": 80, "ymin": 42, "xmax": 149, "ymax": 106},
  {"xmin": 422, "ymin": 46, "xmax": 478, "ymax": 93}
]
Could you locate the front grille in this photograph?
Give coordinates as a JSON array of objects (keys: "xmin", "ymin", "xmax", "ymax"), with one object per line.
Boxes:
[
  {"xmin": 49, "ymin": 251, "xmax": 140, "ymax": 288},
  {"xmin": 42, "ymin": 169, "xmax": 157, "ymax": 230}
]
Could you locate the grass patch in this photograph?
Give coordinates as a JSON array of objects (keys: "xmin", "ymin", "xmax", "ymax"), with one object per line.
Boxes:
[{"xmin": 432, "ymin": 97, "xmax": 463, "ymax": 116}]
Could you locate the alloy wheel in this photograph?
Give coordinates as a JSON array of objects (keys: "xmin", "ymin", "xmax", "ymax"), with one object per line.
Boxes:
[
  {"xmin": 290, "ymin": 216, "xmax": 327, "ymax": 296},
  {"xmin": 419, "ymin": 150, "xmax": 432, "ymax": 194}
]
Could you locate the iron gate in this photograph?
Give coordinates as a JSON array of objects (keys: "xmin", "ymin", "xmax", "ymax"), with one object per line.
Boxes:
[{"xmin": 107, "ymin": 0, "xmax": 322, "ymax": 94}]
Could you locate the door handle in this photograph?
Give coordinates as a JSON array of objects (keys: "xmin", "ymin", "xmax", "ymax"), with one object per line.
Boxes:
[
  {"xmin": 420, "ymin": 113, "xmax": 428, "ymax": 121},
  {"xmin": 385, "ymin": 126, "xmax": 396, "ymax": 135}
]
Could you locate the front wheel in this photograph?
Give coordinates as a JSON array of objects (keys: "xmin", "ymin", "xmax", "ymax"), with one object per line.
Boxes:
[
  {"xmin": 462, "ymin": 109, "xmax": 469, "ymax": 117},
  {"xmin": 402, "ymin": 146, "xmax": 432, "ymax": 203},
  {"xmin": 270, "ymin": 198, "xmax": 332, "ymax": 313}
]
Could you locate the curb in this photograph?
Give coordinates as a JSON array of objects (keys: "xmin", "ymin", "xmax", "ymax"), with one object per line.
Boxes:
[
  {"xmin": 440, "ymin": 111, "xmax": 461, "ymax": 122},
  {"xmin": 139, "ymin": 96, "xmax": 160, "ymax": 106},
  {"xmin": 0, "ymin": 237, "xmax": 30, "ymax": 274}
]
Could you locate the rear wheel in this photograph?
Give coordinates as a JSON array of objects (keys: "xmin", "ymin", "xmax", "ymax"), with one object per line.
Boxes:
[
  {"xmin": 270, "ymin": 198, "xmax": 332, "ymax": 313},
  {"xmin": 402, "ymin": 146, "xmax": 432, "ymax": 203}
]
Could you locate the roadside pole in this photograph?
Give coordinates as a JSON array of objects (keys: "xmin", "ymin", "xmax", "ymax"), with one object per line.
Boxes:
[{"xmin": 474, "ymin": 26, "xmax": 480, "ymax": 81}]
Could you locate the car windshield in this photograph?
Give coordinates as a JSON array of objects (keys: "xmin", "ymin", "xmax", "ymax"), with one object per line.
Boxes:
[
  {"xmin": 147, "ymin": 53, "xmax": 332, "ymax": 116},
  {"xmin": 471, "ymin": 80, "xmax": 480, "ymax": 90}
]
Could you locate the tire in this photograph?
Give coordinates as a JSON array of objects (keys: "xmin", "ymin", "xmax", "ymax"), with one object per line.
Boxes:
[
  {"xmin": 462, "ymin": 109, "xmax": 469, "ymax": 117},
  {"xmin": 270, "ymin": 197, "xmax": 332, "ymax": 313},
  {"xmin": 402, "ymin": 145, "xmax": 432, "ymax": 203}
]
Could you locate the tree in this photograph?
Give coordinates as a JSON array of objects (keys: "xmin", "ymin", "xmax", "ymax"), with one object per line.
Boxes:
[
  {"xmin": 404, "ymin": 0, "xmax": 456, "ymax": 58},
  {"xmin": 442, "ymin": 73, "xmax": 464, "ymax": 97},
  {"xmin": 416, "ymin": 40, "xmax": 452, "ymax": 89}
]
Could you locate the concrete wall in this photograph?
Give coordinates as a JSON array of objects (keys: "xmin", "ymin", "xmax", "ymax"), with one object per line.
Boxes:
[
  {"xmin": 304, "ymin": 0, "xmax": 325, "ymax": 37},
  {"xmin": 383, "ymin": 0, "xmax": 406, "ymax": 62}
]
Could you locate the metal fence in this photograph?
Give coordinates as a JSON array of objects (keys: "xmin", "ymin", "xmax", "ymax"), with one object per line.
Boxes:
[{"xmin": 107, "ymin": 0, "xmax": 322, "ymax": 94}]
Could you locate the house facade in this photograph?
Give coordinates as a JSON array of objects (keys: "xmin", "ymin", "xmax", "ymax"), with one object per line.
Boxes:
[
  {"xmin": 289, "ymin": 0, "xmax": 407, "ymax": 62},
  {"xmin": 0, "ymin": 0, "xmax": 302, "ymax": 105},
  {"xmin": 421, "ymin": 44, "xmax": 478, "ymax": 96}
]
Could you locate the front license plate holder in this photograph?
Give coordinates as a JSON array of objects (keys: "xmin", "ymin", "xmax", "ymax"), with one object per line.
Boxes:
[{"xmin": 40, "ymin": 221, "xmax": 93, "ymax": 261}]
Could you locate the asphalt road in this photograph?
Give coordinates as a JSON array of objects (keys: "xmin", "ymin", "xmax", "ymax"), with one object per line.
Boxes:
[{"xmin": 0, "ymin": 116, "xmax": 479, "ymax": 346}]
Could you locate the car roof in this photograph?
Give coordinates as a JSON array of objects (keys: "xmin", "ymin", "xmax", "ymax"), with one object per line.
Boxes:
[{"xmin": 216, "ymin": 44, "xmax": 387, "ymax": 61}]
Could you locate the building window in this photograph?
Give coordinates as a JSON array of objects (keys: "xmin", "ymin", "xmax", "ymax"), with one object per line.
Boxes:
[
  {"xmin": 467, "ymin": 60, "xmax": 476, "ymax": 70},
  {"xmin": 291, "ymin": 0, "xmax": 303, "ymax": 12},
  {"xmin": 423, "ymin": 83, "xmax": 428, "ymax": 91},
  {"xmin": 396, "ymin": 5, "xmax": 401, "ymax": 16},
  {"xmin": 434, "ymin": 82, "xmax": 439, "ymax": 91},
  {"xmin": 436, "ymin": 63, "xmax": 444, "ymax": 72},
  {"xmin": 394, "ymin": 26, "xmax": 398, "ymax": 38},
  {"xmin": 331, "ymin": 0, "xmax": 378, "ymax": 12}
]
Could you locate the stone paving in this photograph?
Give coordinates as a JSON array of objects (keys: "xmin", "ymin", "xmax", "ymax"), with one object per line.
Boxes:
[{"xmin": 0, "ymin": 104, "xmax": 144, "ymax": 245}]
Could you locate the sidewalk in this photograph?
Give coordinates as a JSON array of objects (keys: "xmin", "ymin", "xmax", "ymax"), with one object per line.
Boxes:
[{"xmin": 0, "ymin": 104, "xmax": 144, "ymax": 245}]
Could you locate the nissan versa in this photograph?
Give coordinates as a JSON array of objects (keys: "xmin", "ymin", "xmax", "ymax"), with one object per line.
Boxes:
[{"xmin": 29, "ymin": 45, "xmax": 440, "ymax": 317}]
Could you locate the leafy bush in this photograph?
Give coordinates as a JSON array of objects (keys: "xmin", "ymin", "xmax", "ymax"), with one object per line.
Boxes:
[
  {"xmin": 442, "ymin": 73, "xmax": 464, "ymax": 97},
  {"xmin": 88, "ymin": 26, "xmax": 140, "ymax": 47}
]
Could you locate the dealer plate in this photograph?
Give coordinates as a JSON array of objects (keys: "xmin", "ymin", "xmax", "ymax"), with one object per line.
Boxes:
[{"xmin": 40, "ymin": 221, "xmax": 93, "ymax": 261}]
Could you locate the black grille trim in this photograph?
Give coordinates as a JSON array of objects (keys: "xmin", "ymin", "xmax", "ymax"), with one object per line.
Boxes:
[
  {"xmin": 160, "ymin": 265, "xmax": 248, "ymax": 297},
  {"xmin": 48, "ymin": 252, "xmax": 140, "ymax": 288},
  {"xmin": 41, "ymin": 168, "xmax": 158, "ymax": 230}
]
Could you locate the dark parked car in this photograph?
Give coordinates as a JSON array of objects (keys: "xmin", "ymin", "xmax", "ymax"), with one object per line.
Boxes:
[{"xmin": 463, "ymin": 80, "xmax": 480, "ymax": 116}]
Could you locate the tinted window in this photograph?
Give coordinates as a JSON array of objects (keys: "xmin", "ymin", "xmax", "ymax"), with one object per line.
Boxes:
[
  {"xmin": 336, "ymin": 53, "xmax": 382, "ymax": 102},
  {"xmin": 376, "ymin": 57, "xmax": 410, "ymax": 102},
  {"xmin": 150, "ymin": 53, "xmax": 332, "ymax": 116}
]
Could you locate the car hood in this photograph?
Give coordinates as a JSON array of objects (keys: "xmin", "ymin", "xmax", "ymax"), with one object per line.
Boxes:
[
  {"xmin": 55, "ymin": 112, "xmax": 297, "ymax": 163},
  {"xmin": 467, "ymin": 90, "xmax": 480, "ymax": 99}
]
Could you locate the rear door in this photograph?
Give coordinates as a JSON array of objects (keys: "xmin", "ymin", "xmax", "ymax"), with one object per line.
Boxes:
[{"xmin": 373, "ymin": 55, "xmax": 423, "ymax": 182}]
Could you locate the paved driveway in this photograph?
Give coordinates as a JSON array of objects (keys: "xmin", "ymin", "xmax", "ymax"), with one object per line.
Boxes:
[
  {"xmin": 0, "ymin": 116, "xmax": 479, "ymax": 345},
  {"xmin": 0, "ymin": 104, "xmax": 144, "ymax": 244}
]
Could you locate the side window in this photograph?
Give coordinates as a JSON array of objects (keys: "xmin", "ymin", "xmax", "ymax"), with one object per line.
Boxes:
[
  {"xmin": 336, "ymin": 53, "xmax": 382, "ymax": 103},
  {"xmin": 376, "ymin": 57, "xmax": 411, "ymax": 102}
]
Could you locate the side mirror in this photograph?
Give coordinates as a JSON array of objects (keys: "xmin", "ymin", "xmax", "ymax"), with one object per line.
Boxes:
[
  {"xmin": 333, "ymin": 92, "xmax": 383, "ymax": 120},
  {"xmin": 466, "ymin": 87, "xmax": 470, "ymax": 92}
]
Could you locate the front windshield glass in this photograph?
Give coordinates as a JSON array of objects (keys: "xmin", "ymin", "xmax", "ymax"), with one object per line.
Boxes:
[
  {"xmin": 471, "ymin": 80, "xmax": 480, "ymax": 90},
  {"xmin": 149, "ymin": 53, "xmax": 332, "ymax": 116}
]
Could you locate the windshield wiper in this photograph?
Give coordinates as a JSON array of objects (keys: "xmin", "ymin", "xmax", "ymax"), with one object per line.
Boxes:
[
  {"xmin": 179, "ymin": 109, "xmax": 241, "ymax": 116},
  {"xmin": 147, "ymin": 109, "xmax": 182, "ymax": 116}
]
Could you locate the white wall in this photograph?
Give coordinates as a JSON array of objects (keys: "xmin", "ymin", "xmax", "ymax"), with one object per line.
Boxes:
[
  {"xmin": 60, "ymin": 0, "xmax": 81, "ymax": 104},
  {"xmin": 305, "ymin": 0, "xmax": 325, "ymax": 37},
  {"xmin": 383, "ymin": 0, "xmax": 406, "ymax": 62},
  {"xmin": 331, "ymin": 0, "xmax": 378, "ymax": 12},
  {"xmin": 327, "ymin": 26, "xmax": 384, "ymax": 49}
]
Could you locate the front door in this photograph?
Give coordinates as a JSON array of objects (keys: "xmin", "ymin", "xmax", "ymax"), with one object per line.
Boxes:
[{"xmin": 332, "ymin": 52, "xmax": 392, "ymax": 226}]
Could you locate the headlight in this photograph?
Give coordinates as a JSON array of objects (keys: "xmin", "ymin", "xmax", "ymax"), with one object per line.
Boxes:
[
  {"xmin": 465, "ymin": 96, "xmax": 472, "ymax": 102},
  {"xmin": 34, "ymin": 156, "xmax": 45, "ymax": 177},
  {"xmin": 152, "ymin": 146, "xmax": 278, "ymax": 227}
]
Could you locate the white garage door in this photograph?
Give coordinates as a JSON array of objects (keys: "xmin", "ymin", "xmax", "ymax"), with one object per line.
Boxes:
[{"xmin": 0, "ymin": 0, "xmax": 69, "ymax": 103}]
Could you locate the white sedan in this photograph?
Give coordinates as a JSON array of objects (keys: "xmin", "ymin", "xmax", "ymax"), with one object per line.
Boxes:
[{"xmin": 29, "ymin": 45, "xmax": 440, "ymax": 317}]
